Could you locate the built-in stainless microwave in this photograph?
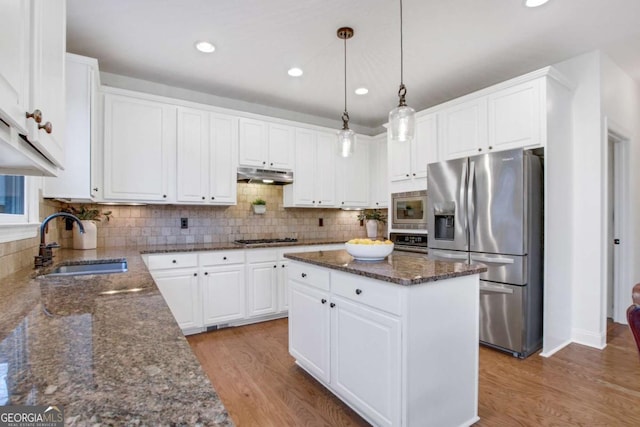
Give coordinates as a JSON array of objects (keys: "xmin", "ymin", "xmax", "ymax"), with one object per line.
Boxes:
[{"xmin": 391, "ymin": 190, "xmax": 428, "ymax": 230}]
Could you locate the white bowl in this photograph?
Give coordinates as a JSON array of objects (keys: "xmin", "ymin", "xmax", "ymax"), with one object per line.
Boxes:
[{"xmin": 345, "ymin": 242, "xmax": 394, "ymax": 261}]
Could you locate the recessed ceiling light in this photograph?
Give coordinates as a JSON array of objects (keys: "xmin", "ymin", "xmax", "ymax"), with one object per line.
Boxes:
[
  {"xmin": 288, "ymin": 67, "xmax": 303, "ymax": 77},
  {"xmin": 355, "ymin": 87, "xmax": 368, "ymax": 95},
  {"xmin": 525, "ymin": 0, "xmax": 549, "ymax": 7},
  {"xmin": 195, "ymin": 41, "xmax": 215, "ymax": 53}
]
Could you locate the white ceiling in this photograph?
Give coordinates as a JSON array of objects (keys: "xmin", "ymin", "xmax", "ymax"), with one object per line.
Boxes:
[{"xmin": 67, "ymin": 0, "xmax": 640, "ymax": 133}]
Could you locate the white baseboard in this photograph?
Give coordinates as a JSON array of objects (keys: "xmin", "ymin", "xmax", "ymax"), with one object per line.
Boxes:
[
  {"xmin": 539, "ymin": 338, "xmax": 572, "ymax": 358},
  {"xmin": 571, "ymin": 328, "xmax": 607, "ymax": 349}
]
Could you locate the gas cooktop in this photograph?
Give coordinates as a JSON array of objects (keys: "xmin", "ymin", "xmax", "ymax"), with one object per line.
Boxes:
[{"xmin": 234, "ymin": 238, "xmax": 298, "ymax": 245}]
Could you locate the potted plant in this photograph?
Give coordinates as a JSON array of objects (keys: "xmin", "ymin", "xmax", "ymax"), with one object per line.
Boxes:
[
  {"xmin": 252, "ymin": 198, "xmax": 267, "ymax": 214},
  {"xmin": 357, "ymin": 209, "xmax": 387, "ymax": 238},
  {"xmin": 63, "ymin": 205, "xmax": 111, "ymax": 250}
]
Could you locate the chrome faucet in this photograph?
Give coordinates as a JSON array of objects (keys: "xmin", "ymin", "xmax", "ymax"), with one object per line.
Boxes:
[{"xmin": 34, "ymin": 212, "xmax": 85, "ymax": 268}]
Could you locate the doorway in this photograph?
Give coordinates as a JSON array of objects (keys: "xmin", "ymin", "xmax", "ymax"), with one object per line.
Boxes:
[{"xmin": 605, "ymin": 124, "xmax": 630, "ymax": 328}]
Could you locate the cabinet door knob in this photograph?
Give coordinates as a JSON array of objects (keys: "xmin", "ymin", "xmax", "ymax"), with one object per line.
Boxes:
[
  {"xmin": 406, "ymin": 174, "xmax": 410, "ymax": 177},
  {"xmin": 318, "ymin": 201, "xmax": 321, "ymax": 204},
  {"xmin": 93, "ymin": 187, "xmax": 99, "ymax": 192},
  {"xmin": 273, "ymin": 265, "xmax": 277, "ymax": 268},
  {"xmin": 202, "ymin": 196, "xmax": 205, "ymax": 200},
  {"xmin": 25, "ymin": 109, "xmax": 42, "ymax": 123},
  {"xmin": 38, "ymin": 122, "xmax": 53, "ymax": 134},
  {"xmin": 375, "ymin": 202, "xmax": 379, "ymax": 205},
  {"xmin": 172, "ymin": 260, "xmax": 177, "ymax": 263},
  {"xmin": 412, "ymin": 173, "xmax": 416, "ymax": 176},
  {"xmin": 321, "ymin": 299, "xmax": 327, "ymax": 304},
  {"xmin": 330, "ymin": 302, "xmax": 336, "ymax": 308},
  {"xmin": 262, "ymin": 161, "xmax": 266, "ymax": 165},
  {"xmin": 193, "ymin": 273, "xmax": 197, "ymax": 277},
  {"xmin": 478, "ymin": 148, "xmax": 482, "ymax": 152},
  {"xmin": 163, "ymin": 195, "xmax": 167, "ymax": 198},
  {"xmin": 488, "ymin": 146, "xmax": 493, "ymax": 150},
  {"xmin": 211, "ymin": 196, "xmax": 215, "ymax": 200},
  {"xmin": 301, "ymin": 273, "xmax": 307, "ymax": 278},
  {"xmin": 204, "ymin": 272, "xmax": 208, "ymax": 275},
  {"xmin": 355, "ymin": 288, "xmax": 362, "ymax": 295},
  {"xmin": 223, "ymin": 256, "xmax": 227, "ymax": 260},
  {"xmin": 270, "ymin": 162, "xmax": 273, "ymax": 166},
  {"xmin": 341, "ymin": 202, "xmax": 345, "ymax": 205},
  {"xmin": 281, "ymin": 264, "xmax": 285, "ymax": 268},
  {"xmin": 312, "ymin": 200, "xmax": 315, "ymax": 204}
]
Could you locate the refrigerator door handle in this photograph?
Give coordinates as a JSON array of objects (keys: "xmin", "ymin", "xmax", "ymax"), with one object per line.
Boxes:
[
  {"xmin": 460, "ymin": 161, "xmax": 468, "ymax": 239},
  {"xmin": 431, "ymin": 251, "xmax": 468, "ymax": 261},
  {"xmin": 467, "ymin": 160, "xmax": 476, "ymax": 247},
  {"xmin": 480, "ymin": 282, "xmax": 514, "ymax": 294},
  {"xmin": 472, "ymin": 256, "xmax": 515, "ymax": 265}
]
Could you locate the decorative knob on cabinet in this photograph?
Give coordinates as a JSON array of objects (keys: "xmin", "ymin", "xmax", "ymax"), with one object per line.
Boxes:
[
  {"xmin": 413, "ymin": 173, "xmax": 416, "ymax": 176},
  {"xmin": 38, "ymin": 122, "xmax": 53, "ymax": 134},
  {"xmin": 488, "ymin": 146, "xmax": 493, "ymax": 150},
  {"xmin": 163, "ymin": 195, "xmax": 167, "ymax": 198},
  {"xmin": 270, "ymin": 162, "xmax": 273, "ymax": 166},
  {"xmin": 355, "ymin": 289, "xmax": 362, "ymax": 295},
  {"xmin": 273, "ymin": 265, "xmax": 277, "ymax": 268},
  {"xmin": 25, "ymin": 109, "xmax": 42, "ymax": 123},
  {"xmin": 223, "ymin": 256, "xmax": 227, "ymax": 260},
  {"xmin": 321, "ymin": 299, "xmax": 327, "ymax": 304},
  {"xmin": 301, "ymin": 273, "xmax": 307, "ymax": 278},
  {"xmin": 406, "ymin": 174, "xmax": 410, "ymax": 177},
  {"xmin": 202, "ymin": 196, "xmax": 205, "ymax": 200},
  {"xmin": 318, "ymin": 201, "xmax": 322, "ymax": 204},
  {"xmin": 262, "ymin": 161, "xmax": 266, "ymax": 165},
  {"xmin": 330, "ymin": 302, "xmax": 336, "ymax": 308},
  {"xmin": 281, "ymin": 264, "xmax": 285, "ymax": 268},
  {"xmin": 211, "ymin": 197, "xmax": 215, "ymax": 200},
  {"xmin": 172, "ymin": 260, "xmax": 177, "ymax": 264},
  {"xmin": 193, "ymin": 273, "xmax": 197, "ymax": 277},
  {"xmin": 204, "ymin": 272, "xmax": 208, "ymax": 275},
  {"xmin": 478, "ymin": 148, "xmax": 482, "ymax": 152},
  {"xmin": 93, "ymin": 188, "xmax": 99, "ymax": 192}
]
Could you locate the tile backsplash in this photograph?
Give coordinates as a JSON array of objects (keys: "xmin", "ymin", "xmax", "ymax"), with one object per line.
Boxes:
[{"xmin": 59, "ymin": 184, "xmax": 378, "ymax": 248}]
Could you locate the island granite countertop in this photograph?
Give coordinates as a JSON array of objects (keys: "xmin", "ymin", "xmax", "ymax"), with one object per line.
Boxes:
[
  {"xmin": 0, "ymin": 248, "xmax": 233, "ymax": 426},
  {"xmin": 284, "ymin": 249, "xmax": 487, "ymax": 285}
]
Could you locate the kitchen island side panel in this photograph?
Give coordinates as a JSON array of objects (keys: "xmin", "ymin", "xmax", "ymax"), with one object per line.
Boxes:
[{"xmin": 403, "ymin": 274, "xmax": 480, "ymax": 427}]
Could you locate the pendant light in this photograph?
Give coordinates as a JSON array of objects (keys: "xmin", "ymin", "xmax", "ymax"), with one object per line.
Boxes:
[
  {"xmin": 337, "ymin": 27, "xmax": 355, "ymax": 158},
  {"xmin": 389, "ymin": 0, "xmax": 415, "ymax": 142}
]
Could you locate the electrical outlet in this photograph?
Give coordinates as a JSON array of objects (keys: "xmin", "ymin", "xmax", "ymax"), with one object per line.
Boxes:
[
  {"xmin": 180, "ymin": 218, "xmax": 188, "ymax": 229},
  {"xmin": 319, "ymin": 218, "xmax": 323, "ymax": 227}
]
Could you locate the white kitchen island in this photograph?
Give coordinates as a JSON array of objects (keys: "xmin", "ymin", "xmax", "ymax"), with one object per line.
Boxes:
[{"xmin": 284, "ymin": 249, "xmax": 487, "ymax": 427}]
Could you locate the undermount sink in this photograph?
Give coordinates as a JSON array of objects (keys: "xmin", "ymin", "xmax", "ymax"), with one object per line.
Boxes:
[{"xmin": 43, "ymin": 259, "xmax": 128, "ymax": 277}]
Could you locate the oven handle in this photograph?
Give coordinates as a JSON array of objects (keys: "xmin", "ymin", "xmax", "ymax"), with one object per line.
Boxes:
[{"xmin": 479, "ymin": 283, "xmax": 514, "ymax": 294}]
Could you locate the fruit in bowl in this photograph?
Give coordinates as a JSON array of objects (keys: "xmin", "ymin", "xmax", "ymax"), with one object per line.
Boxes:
[{"xmin": 345, "ymin": 238, "xmax": 394, "ymax": 261}]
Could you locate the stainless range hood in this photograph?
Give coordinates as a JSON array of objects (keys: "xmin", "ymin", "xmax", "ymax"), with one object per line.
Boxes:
[{"xmin": 237, "ymin": 167, "xmax": 293, "ymax": 185}]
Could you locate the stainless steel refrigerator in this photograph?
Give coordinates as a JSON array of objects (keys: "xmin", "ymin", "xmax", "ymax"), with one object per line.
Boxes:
[{"xmin": 427, "ymin": 148, "xmax": 543, "ymax": 358}]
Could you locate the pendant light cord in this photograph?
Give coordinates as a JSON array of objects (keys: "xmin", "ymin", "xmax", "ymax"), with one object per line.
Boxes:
[
  {"xmin": 400, "ymin": 0, "xmax": 404, "ymax": 86},
  {"xmin": 342, "ymin": 35, "xmax": 349, "ymax": 128}
]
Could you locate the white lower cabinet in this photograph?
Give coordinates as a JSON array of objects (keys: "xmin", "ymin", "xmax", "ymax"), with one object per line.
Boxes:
[
  {"xmin": 247, "ymin": 262, "xmax": 278, "ymax": 317},
  {"xmin": 152, "ymin": 268, "xmax": 201, "ymax": 333},
  {"xmin": 201, "ymin": 259, "xmax": 245, "ymax": 325}
]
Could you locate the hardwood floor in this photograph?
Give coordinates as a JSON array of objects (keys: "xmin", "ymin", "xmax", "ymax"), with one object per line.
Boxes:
[{"xmin": 188, "ymin": 319, "xmax": 640, "ymax": 426}]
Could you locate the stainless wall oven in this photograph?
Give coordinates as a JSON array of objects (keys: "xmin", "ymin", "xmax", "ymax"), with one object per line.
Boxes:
[{"xmin": 391, "ymin": 190, "xmax": 427, "ymax": 230}]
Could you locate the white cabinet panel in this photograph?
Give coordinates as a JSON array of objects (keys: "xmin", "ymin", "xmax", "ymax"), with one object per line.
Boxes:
[
  {"xmin": 201, "ymin": 266, "xmax": 245, "ymax": 325},
  {"xmin": 336, "ymin": 139, "xmax": 369, "ymax": 208},
  {"xmin": 316, "ymin": 131, "xmax": 337, "ymax": 206},
  {"xmin": 440, "ymin": 98, "xmax": 487, "ymax": 160},
  {"xmin": 153, "ymin": 268, "xmax": 201, "ymax": 332},
  {"xmin": 488, "ymin": 79, "xmax": 542, "ymax": 151},
  {"xmin": 177, "ymin": 107, "xmax": 208, "ymax": 203},
  {"xmin": 0, "ymin": 0, "xmax": 30, "ymax": 134},
  {"xmin": 103, "ymin": 93, "xmax": 176, "ymax": 201},
  {"xmin": 209, "ymin": 113, "xmax": 238, "ymax": 203},
  {"xmin": 247, "ymin": 261, "xmax": 278, "ymax": 317},
  {"xmin": 25, "ymin": 0, "xmax": 66, "ymax": 168},
  {"xmin": 290, "ymin": 128, "xmax": 316, "ymax": 206},
  {"xmin": 369, "ymin": 135, "xmax": 388, "ymax": 208},
  {"xmin": 331, "ymin": 296, "xmax": 401, "ymax": 427},
  {"xmin": 238, "ymin": 117, "xmax": 267, "ymax": 167},
  {"xmin": 289, "ymin": 281, "xmax": 331, "ymax": 383},
  {"xmin": 388, "ymin": 113, "xmax": 435, "ymax": 192},
  {"xmin": 268, "ymin": 123, "xmax": 295, "ymax": 170}
]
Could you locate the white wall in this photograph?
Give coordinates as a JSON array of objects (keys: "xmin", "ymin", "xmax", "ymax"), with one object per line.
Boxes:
[{"xmin": 601, "ymin": 53, "xmax": 640, "ymax": 323}]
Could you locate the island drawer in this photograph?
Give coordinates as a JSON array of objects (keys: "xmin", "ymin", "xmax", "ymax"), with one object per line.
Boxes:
[
  {"xmin": 200, "ymin": 250, "xmax": 245, "ymax": 266},
  {"xmin": 288, "ymin": 262, "xmax": 330, "ymax": 291},
  {"xmin": 331, "ymin": 271, "xmax": 402, "ymax": 315},
  {"xmin": 147, "ymin": 253, "xmax": 198, "ymax": 270}
]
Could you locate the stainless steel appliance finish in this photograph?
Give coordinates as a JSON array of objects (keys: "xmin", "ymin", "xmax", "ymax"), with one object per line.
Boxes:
[
  {"xmin": 391, "ymin": 190, "xmax": 428, "ymax": 230},
  {"xmin": 236, "ymin": 167, "xmax": 293, "ymax": 185},
  {"xmin": 427, "ymin": 148, "xmax": 543, "ymax": 358},
  {"xmin": 389, "ymin": 232, "xmax": 428, "ymax": 253}
]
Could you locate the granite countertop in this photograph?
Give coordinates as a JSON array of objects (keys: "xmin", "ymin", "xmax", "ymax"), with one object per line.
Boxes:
[
  {"xmin": 0, "ymin": 248, "xmax": 233, "ymax": 426},
  {"xmin": 284, "ymin": 249, "xmax": 487, "ymax": 285},
  {"xmin": 140, "ymin": 238, "xmax": 346, "ymax": 253}
]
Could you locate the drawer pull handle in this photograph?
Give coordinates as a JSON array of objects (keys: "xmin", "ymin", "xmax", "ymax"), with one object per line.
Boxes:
[
  {"xmin": 330, "ymin": 302, "xmax": 336, "ymax": 308},
  {"xmin": 355, "ymin": 289, "xmax": 362, "ymax": 295},
  {"xmin": 301, "ymin": 273, "xmax": 307, "ymax": 278},
  {"xmin": 321, "ymin": 299, "xmax": 327, "ymax": 304}
]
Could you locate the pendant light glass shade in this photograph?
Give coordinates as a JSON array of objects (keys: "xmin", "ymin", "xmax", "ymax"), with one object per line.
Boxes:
[
  {"xmin": 337, "ymin": 27, "xmax": 355, "ymax": 157},
  {"xmin": 389, "ymin": 0, "xmax": 415, "ymax": 142}
]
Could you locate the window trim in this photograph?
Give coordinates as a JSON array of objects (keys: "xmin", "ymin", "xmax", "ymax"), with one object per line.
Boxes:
[{"xmin": 0, "ymin": 176, "xmax": 40, "ymax": 244}]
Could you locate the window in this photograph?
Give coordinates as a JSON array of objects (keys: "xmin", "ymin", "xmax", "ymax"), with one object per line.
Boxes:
[
  {"xmin": 0, "ymin": 175, "xmax": 40, "ymax": 243},
  {"xmin": 0, "ymin": 175, "xmax": 25, "ymax": 215}
]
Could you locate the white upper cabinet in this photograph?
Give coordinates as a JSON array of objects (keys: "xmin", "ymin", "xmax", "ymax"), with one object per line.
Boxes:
[
  {"xmin": 283, "ymin": 129, "xmax": 336, "ymax": 208},
  {"xmin": 488, "ymin": 79, "xmax": 542, "ymax": 151},
  {"xmin": 439, "ymin": 98, "xmax": 488, "ymax": 160},
  {"xmin": 25, "ymin": 0, "xmax": 66, "ymax": 168},
  {"xmin": 176, "ymin": 107, "xmax": 237, "ymax": 204},
  {"xmin": 336, "ymin": 138, "xmax": 369, "ymax": 208},
  {"xmin": 103, "ymin": 92, "xmax": 176, "ymax": 202},
  {"xmin": 388, "ymin": 113, "xmax": 435, "ymax": 192},
  {"xmin": 44, "ymin": 54, "xmax": 99, "ymax": 201},
  {"xmin": 0, "ymin": 0, "xmax": 30, "ymax": 134},
  {"xmin": 238, "ymin": 118, "xmax": 294, "ymax": 170},
  {"xmin": 369, "ymin": 134, "xmax": 388, "ymax": 208},
  {"xmin": 0, "ymin": 0, "xmax": 65, "ymax": 176}
]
